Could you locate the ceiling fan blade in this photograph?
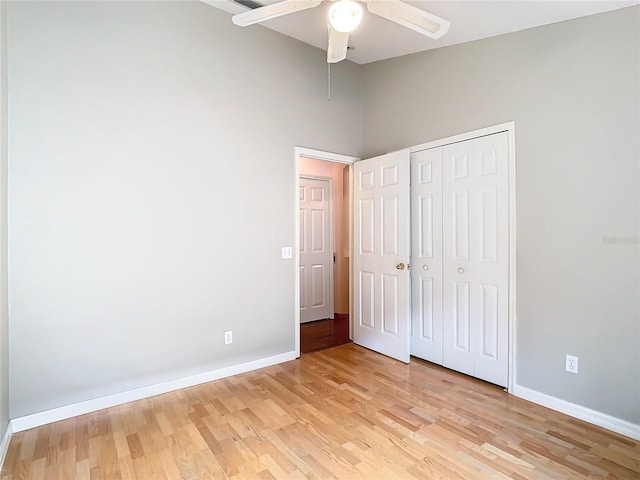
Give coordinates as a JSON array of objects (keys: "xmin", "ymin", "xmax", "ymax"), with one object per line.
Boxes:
[
  {"xmin": 327, "ymin": 27, "xmax": 349, "ymax": 63},
  {"xmin": 365, "ymin": 0, "xmax": 450, "ymax": 39},
  {"xmin": 232, "ymin": 0, "xmax": 321, "ymax": 27}
]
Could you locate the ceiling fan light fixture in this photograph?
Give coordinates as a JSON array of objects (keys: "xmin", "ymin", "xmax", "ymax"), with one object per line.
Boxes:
[{"xmin": 328, "ymin": 0, "xmax": 363, "ymax": 33}]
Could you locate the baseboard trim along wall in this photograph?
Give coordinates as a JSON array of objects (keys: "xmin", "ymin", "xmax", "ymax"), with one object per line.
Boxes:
[
  {"xmin": 0, "ymin": 423, "xmax": 13, "ymax": 471},
  {"xmin": 10, "ymin": 351, "xmax": 297, "ymax": 434},
  {"xmin": 512, "ymin": 384, "xmax": 640, "ymax": 441},
  {"xmin": 6, "ymin": 356, "xmax": 638, "ymax": 446}
]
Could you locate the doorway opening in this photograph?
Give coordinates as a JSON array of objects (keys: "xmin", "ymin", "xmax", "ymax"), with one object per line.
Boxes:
[{"xmin": 294, "ymin": 148, "xmax": 357, "ymax": 356}]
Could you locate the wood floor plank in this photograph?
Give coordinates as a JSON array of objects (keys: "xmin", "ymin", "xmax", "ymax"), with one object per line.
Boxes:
[{"xmin": 2, "ymin": 344, "xmax": 639, "ymax": 479}]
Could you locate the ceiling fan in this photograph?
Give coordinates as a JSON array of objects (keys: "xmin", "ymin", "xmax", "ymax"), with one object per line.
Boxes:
[{"xmin": 231, "ymin": 0, "xmax": 450, "ymax": 63}]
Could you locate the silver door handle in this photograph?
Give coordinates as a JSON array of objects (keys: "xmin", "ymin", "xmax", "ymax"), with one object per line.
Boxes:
[
  {"xmin": 422, "ymin": 264, "xmax": 429, "ymax": 271},
  {"xmin": 458, "ymin": 267, "xmax": 465, "ymax": 274}
]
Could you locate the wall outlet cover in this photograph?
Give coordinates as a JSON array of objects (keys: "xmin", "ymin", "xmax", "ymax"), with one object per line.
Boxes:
[{"xmin": 566, "ymin": 354, "xmax": 578, "ymax": 374}]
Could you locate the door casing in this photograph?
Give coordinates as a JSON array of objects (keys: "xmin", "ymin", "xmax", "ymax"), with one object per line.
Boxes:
[{"xmin": 294, "ymin": 147, "xmax": 358, "ymax": 358}]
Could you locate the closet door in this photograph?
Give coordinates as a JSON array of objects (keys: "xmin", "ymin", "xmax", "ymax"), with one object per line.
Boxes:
[
  {"xmin": 442, "ymin": 132, "xmax": 509, "ymax": 386},
  {"xmin": 410, "ymin": 149, "xmax": 443, "ymax": 364}
]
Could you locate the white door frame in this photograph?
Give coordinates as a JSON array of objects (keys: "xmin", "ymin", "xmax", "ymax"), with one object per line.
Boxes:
[
  {"xmin": 410, "ymin": 121, "xmax": 517, "ymax": 393},
  {"xmin": 299, "ymin": 175, "xmax": 334, "ymax": 323},
  {"xmin": 294, "ymin": 147, "xmax": 359, "ymax": 358}
]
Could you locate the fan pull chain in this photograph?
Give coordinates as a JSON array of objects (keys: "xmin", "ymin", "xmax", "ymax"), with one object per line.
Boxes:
[{"xmin": 327, "ymin": 62, "xmax": 331, "ymax": 102}]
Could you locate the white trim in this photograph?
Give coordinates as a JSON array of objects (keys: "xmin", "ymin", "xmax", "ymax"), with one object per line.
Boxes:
[
  {"xmin": 294, "ymin": 147, "xmax": 359, "ymax": 358},
  {"xmin": 512, "ymin": 384, "xmax": 640, "ymax": 441},
  {"xmin": 408, "ymin": 122, "xmax": 517, "ymax": 392},
  {"xmin": 410, "ymin": 122, "xmax": 515, "ymax": 153},
  {"xmin": 507, "ymin": 123, "xmax": 517, "ymax": 394},
  {"xmin": 347, "ymin": 165, "xmax": 354, "ymax": 341},
  {"xmin": 295, "ymin": 147, "xmax": 358, "ymax": 165},
  {"xmin": 0, "ymin": 422, "xmax": 12, "ymax": 472},
  {"xmin": 10, "ymin": 351, "xmax": 296, "ymax": 433}
]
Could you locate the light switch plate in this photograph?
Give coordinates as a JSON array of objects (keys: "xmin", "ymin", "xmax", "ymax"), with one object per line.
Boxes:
[{"xmin": 281, "ymin": 246, "xmax": 293, "ymax": 259}]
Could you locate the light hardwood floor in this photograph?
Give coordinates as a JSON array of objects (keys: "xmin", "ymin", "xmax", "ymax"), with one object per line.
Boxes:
[{"xmin": 2, "ymin": 344, "xmax": 638, "ymax": 479}]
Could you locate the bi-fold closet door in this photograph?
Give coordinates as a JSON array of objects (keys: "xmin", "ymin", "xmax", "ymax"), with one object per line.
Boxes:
[{"xmin": 410, "ymin": 132, "xmax": 509, "ymax": 387}]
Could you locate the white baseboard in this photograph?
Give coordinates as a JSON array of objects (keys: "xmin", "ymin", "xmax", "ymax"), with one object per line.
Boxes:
[
  {"xmin": 10, "ymin": 351, "xmax": 297, "ymax": 434},
  {"xmin": 0, "ymin": 422, "xmax": 13, "ymax": 472},
  {"xmin": 512, "ymin": 384, "xmax": 640, "ymax": 441}
]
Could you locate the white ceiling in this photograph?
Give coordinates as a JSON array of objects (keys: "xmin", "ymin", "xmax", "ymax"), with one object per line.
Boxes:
[{"xmin": 204, "ymin": 0, "xmax": 640, "ymax": 64}]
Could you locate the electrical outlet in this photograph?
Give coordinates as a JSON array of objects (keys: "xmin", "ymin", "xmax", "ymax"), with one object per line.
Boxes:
[
  {"xmin": 224, "ymin": 330, "xmax": 233, "ymax": 345},
  {"xmin": 566, "ymin": 354, "xmax": 578, "ymax": 374}
]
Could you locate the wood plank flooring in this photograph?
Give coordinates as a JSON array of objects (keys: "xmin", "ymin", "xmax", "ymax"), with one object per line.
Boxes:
[
  {"xmin": 300, "ymin": 315, "xmax": 350, "ymax": 354},
  {"xmin": 2, "ymin": 344, "xmax": 638, "ymax": 479}
]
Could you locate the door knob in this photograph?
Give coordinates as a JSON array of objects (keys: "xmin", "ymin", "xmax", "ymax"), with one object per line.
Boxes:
[
  {"xmin": 458, "ymin": 267, "xmax": 465, "ymax": 274},
  {"xmin": 396, "ymin": 263, "xmax": 406, "ymax": 270},
  {"xmin": 422, "ymin": 265, "xmax": 429, "ymax": 271}
]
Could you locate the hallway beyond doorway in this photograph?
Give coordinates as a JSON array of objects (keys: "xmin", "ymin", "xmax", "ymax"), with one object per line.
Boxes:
[{"xmin": 300, "ymin": 314, "xmax": 350, "ymax": 353}]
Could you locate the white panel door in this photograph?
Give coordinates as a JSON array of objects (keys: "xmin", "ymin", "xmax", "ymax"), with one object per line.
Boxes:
[
  {"xmin": 410, "ymin": 148, "xmax": 443, "ymax": 364},
  {"xmin": 442, "ymin": 132, "xmax": 509, "ymax": 386},
  {"xmin": 299, "ymin": 177, "xmax": 332, "ymax": 323},
  {"xmin": 353, "ymin": 150, "xmax": 410, "ymax": 363}
]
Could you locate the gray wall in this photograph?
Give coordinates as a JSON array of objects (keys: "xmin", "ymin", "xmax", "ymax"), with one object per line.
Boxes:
[
  {"xmin": 7, "ymin": 0, "xmax": 639, "ymax": 428},
  {"xmin": 362, "ymin": 7, "xmax": 640, "ymax": 423},
  {"xmin": 8, "ymin": 1, "xmax": 361, "ymax": 418},
  {"xmin": 0, "ymin": 0, "xmax": 8, "ymax": 441}
]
